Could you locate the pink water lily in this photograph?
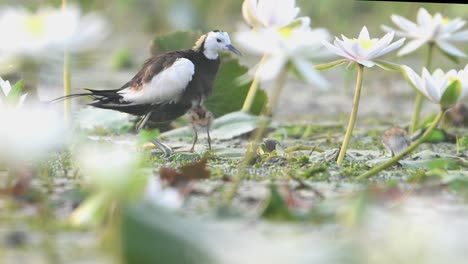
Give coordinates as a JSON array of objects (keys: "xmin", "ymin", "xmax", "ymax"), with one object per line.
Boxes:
[{"xmin": 322, "ymin": 26, "xmax": 405, "ymax": 67}]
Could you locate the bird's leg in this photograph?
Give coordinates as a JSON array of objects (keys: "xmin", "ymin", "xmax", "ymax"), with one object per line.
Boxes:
[
  {"xmin": 136, "ymin": 112, "xmax": 153, "ymax": 131},
  {"xmin": 190, "ymin": 127, "xmax": 198, "ymax": 153},
  {"xmin": 137, "ymin": 112, "xmax": 173, "ymax": 157},
  {"xmin": 206, "ymin": 127, "xmax": 211, "ymax": 150}
]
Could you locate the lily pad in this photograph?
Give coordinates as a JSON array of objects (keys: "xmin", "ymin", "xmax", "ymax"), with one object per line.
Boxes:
[
  {"xmin": 161, "ymin": 111, "xmax": 259, "ymax": 140},
  {"xmin": 74, "ymin": 107, "xmax": 134, "ymax": 134}
]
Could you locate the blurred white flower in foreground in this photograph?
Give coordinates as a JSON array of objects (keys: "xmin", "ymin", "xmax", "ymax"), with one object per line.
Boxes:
[
  {"xmin": 382, "ymin": 7, "xmax": 468, "ymax": 57},
  {"xmin": 76, "ymin": 144, "xmax": 183, "ymax": 206},
  {"xmin": 0, "ymin": 77, "xmax": 27, "ymax": 107},
  {"xmin": 0, "ymin": 106, "xmax": 67, "ymax": 165},
  {"xmin": 0, "ymin": 5, "xmax": 109, "ymax": 62},
  {"xmin": 236, "ymin": 25, "xmax": 331, "ymax": 87},
  {"xmin": 76, "ymin": 144, "xmax": 141, "ymax": 194},
  {"xmin": 71, "ymin": 144, "xmax": 182, "ymax": 226},
  {"xmin": 145, "ymin": 176, "xmax": 183, "ymax": 210},
  {"xmin": 322, "ymin": 26, "xmax": 405, "ymax": 68},
  {"xmin": 242, "ymin": 0, "xmax": 307, "ymax": 29},
  {"xmin": 402, "ymin": 65, "xmax": 466, "ymax": 108}
]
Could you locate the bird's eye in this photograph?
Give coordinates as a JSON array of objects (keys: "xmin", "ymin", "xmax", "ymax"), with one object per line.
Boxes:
[{"xmin": 216, "ymin": 38, "xmax": 222, "ymax": 43}]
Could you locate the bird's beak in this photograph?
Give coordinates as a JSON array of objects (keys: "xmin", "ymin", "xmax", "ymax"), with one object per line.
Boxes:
[{"xmin": 226, "ymin": 44, "xmax": 242, "ymax": 56}]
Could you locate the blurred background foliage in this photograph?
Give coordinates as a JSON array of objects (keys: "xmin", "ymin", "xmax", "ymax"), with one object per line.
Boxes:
[
  {"xmin": 2, "ymin": 0, "xmax": 465, "ymax": 35},
  {"xmin": 1, "ymin": 0, "xmax": 465, "ymax": 69}
]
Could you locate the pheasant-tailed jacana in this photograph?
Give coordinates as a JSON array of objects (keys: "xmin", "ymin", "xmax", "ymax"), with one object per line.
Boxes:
[{"xmin": 51, "ymin": 30, "xmax": 241, "ymax": 156}]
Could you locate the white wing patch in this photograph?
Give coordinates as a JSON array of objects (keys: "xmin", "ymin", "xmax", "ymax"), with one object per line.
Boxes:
[{"xmin": 118, "ymin": 58, "xmax": 195, "ymax": 104}]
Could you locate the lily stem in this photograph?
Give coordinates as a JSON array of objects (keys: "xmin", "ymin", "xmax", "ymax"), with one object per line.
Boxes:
[
  {"xmin": 356, "ymin": 110, "xmax": 444, "ymax": 180},
  {"xmin": 409, "ymin": 42, "xmax": 434, "ymax": 134},
  {"xmin": 224, "ymin": 66, "xmax": 289, "ymax": 206},
  {"xmin": 241, "ymin": 55, "xmax": 268, "ymax": 113},
  {"xmin": 62, "ymin": 0, "xmax": 71, "ymax": 124},
  {"xmin": 63, "ymin": 52, "xmax": 71, "ymax": 124},
  {"xmin": 336, "ymin": 64, "xmax": 364, "ymax": 165}
]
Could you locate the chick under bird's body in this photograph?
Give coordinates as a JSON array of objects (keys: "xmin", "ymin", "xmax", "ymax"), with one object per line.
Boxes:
[
  {"xmin": 52, "ymin": 30, "xmax": 241, "ymax": 153},
  {"xmin": 382, "ymin": 126, "xmax": 410, "ymax": 157}
]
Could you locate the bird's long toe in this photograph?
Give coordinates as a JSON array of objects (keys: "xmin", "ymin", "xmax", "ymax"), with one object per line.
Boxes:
[{"xmin": 151, "ymin": 139, "xmax": 173, "ymax": 157}]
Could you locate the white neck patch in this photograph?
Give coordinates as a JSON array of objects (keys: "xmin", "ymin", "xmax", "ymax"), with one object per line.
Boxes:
[{"xmin": 203, "ymin": 49, "xmax": 219, "ymax": 60}]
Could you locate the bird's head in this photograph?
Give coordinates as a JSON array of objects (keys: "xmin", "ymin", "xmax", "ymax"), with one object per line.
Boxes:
[{"xmin": 199, "ymin": 30, "xmax": 241, "ymax": 60}]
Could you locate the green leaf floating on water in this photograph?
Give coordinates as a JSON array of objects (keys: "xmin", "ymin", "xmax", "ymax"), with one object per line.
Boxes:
[{"xmin": 150, "ymin": 31, "xmax": 267, "ymax": 116}]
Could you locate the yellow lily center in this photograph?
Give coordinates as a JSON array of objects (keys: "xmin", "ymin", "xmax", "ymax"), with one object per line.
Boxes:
[
  {"xmin": 278, "ymin": 27, "xmax": 293, "ymax": 38},
  {"xmin": 448, "ymin": 76, "xmax": 458, "ymax": 83},
  {"xmin": 442, "ymin": 17, "xmax": 451, "ymax": 25},
  {"xmin": 356, "ymin": 38, "xmax": 377, "ymax": 50},
  {"xmin": 24, "ymin": 15, "xmax": 46, "ymax": 38}
]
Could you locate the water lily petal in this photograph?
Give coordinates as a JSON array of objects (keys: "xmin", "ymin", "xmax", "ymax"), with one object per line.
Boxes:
[
  {"xmin": 458, "ymin": 65, "xmax": 468, "ymax": 99},
  {"xmin": 381, "ymin": 25, "xmax": 409, "ymax": 38},
  {"xmin": 0, "ymin": 78, "xmax": 12, "ymax": 96},
  {"xmin": 372, "ymin": 37, "xmax": 405, "ymax": 59},
  {"xmin": 234, "ymin": 30, "xmax": 270, "ymax": 55},
  {"xmin": 445, "ymin": 30, "xmax": 468, "ymax": 42},
  {"xmin": 257, "ymin": 53, "xmax": 287, "ymax": 81},
  {"xmin": 417, "ymin": 8, "xmax": 433, "ymax": 27},
  {"xmin": 391, "ymin": 14, "xmax": 419, "ymax": 34},
  {"xmin": 66, "ymin": 13, "xmax": 109, "ymax": 52},
  {"xmin": 366, "ymin": 31, "xmax": 394, "ymax": 58},
  {"xmin": 440, "ymin": 18, "xmax": 466, "ymax": 35},
  {"xmin": 437, "ymin": 40, "xmax": 467, "ymax": 57},
  {"xmin": 397, "ymin": 38, "xmax": 426, "ymax": 56},
  {"xmin": 356, "ymin": 59, "xmax": 375, "ymax": 68},
  {"xmin": 242, "ymin": 0, "xmax": 260, "ymax": 27},
  {"xmin": 256, "ymin": 0, "xmax": 299, "ymax": 28},
  {"xmin": 322, "ymin": 40, "xmax": 352, "ymax": 59},
  {"xmin": 358, "ymin": 26, "xmax": 371, "ymax": 40},
  {"xmin": 293, "ymin": 58, "xmax": 329, "ymax": 88},
  {"xmin": 402, "ymin": 66, "xmax": 428, "ymax": 97}
]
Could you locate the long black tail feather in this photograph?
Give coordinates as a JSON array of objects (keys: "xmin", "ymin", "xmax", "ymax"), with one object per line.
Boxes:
[
  {"xmin": 49, "ymin": 88, "xmax": 122, "ymax": 104},
  {"xmin": 48, "ymin": 93, "xmax": 92, "ymax": 104}
]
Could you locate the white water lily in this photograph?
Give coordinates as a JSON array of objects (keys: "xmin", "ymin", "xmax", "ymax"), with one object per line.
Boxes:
[
  {"xmin": 402, "ymin": 65, "xmax": 465, "ymax": 108},
  {"xmin": 76, "ymin": 144, "xmax": 142, "ymax": 195},
  {"xmin": 382, "ymin": 8, "xmax": 468, "ymax": 57},
  {"xmin": 241, "ymin": 0, "xmax": 307, "ymax": 29},
  {"xmin": 0, "ymin": 5, "xmax": 108, "ymax": 61},
  {"xmin": 145, "ymin": 176, "xmax": 183, "ymax": 210},
  {"xmin": 322, "ymin": 26, "xmax": 405, "ymax": 68},
  {"xmin": 0, "ymin": 77, "xmax": 27, "ymax": 107},
  {"xmin": 235, "ymin": 26, "xmax": 331, "ymax": 87},
  {"xmin": 0, "ymin": 106, "xmax": 67, "ymax": 165},
  {"xmin": 448, "ymin": 64, "xmax": 468, "ymax": 99}
]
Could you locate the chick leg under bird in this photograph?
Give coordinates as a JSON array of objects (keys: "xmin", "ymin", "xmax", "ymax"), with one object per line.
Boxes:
[{"xmin": 188, "ymin": 105, "xmax": 214, "ymax": 153}]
